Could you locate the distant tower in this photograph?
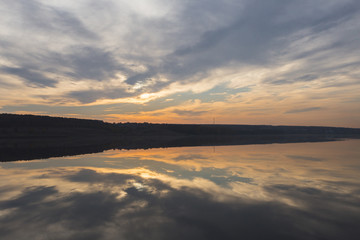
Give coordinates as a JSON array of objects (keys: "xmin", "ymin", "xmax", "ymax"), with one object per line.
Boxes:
[{"xmin": 213, "ymin": 117, "xmax": 215, "ymax": 124}]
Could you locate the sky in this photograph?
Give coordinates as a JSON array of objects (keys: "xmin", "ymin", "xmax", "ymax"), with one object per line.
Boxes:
[{"xmin": 0, "ymin": 0, "xmax": 359, "ymax": 127}]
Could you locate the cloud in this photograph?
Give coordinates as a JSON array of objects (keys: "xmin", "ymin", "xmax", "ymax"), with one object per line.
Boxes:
[
  {"xmin": 266, "ymin": 74, "xmax": 319, "ymax": 85},
  {"xmin": 286, "ymin": 155, "xmax": 323, "ymax": 162},
  {"xmin": 63, "ymin": 46, "xmax": 126, "ymax": 81},
  {"xmin": 0, "ymin": 67, "xmax": 57, "ymax": 87},
  {"xmin": 285, "ymin": 107, "xmax": 323, "ymax": 114},
  {"xmin": 67, "ymin": 87, "xmax": 136, "ymax": 104},
  {"xmin": 0, "ymin": 186, "xmax": 57, "ymax": 209},
  {"xmin": 2, "ymin": 0, "xmax": 98, "ymax": 40},
  {"xmin": 163, "ymin": 0, "xmax": 360, "ymax": 79},
  {"xmin": 65, "ymin": 169, "xmax": 140, "ymax": 185},
  {"xmin": 172, "ymin": 154, "xmax": 207, "ymax": 161},
  {"xmin": 172, "ymin": 109, "xmax": 207, "ymax": 116}
]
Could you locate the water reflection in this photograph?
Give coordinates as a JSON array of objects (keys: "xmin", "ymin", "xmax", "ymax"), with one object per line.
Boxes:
[{"xmin": 0, "ymin": 140, "xmax": 360, "ymax": 239}]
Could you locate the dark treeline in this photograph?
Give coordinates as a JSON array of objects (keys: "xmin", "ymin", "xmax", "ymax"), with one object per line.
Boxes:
[
  {"xmin": 1, "ymin": 113, "xmax": 360, "ymax": 137},
  {"xmin": 0, "ymin": 113, "xmax": 360, "ymax": 162},
  {"xmin": 0, "ymin": 113, "xmax": 106, "ymax": 127}
]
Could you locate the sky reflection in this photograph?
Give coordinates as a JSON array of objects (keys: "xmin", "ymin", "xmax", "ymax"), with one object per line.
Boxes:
[{"xmin": 0, "ymin": 140, "xmax": 360, "ymax": 239}]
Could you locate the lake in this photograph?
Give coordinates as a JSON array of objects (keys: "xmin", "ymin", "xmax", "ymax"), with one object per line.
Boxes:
[{"xmin": 0, "ymin": 139, "xmax": 359, "ymax": 240}]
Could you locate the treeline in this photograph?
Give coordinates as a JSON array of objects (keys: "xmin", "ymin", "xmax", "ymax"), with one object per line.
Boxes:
[
  {"xmin": 1, "ymin": 113, "xmax": 360, "ymax": 161},
  {"xmin": 0, "ymin": 113, "xmax": 108, "ymax": 128},
  {"xmin": 0, "ymin": 113, "xmax": 360, "ymax": 138}
]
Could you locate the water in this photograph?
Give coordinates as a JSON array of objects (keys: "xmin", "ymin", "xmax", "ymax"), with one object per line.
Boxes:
[{"xmin": 0, "ymin": 140, "xmax": 359, "ymax": 240}]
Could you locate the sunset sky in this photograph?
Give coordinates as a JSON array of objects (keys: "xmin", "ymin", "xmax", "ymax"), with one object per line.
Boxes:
[{"xmin": 0, "ymin": 0, "xmax": 359, "ymax": 127}]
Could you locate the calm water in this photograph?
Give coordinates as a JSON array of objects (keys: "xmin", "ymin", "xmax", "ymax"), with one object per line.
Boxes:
[{"xmin": 0, "ymin": 140, "xmax": 360, "ymax": 240}]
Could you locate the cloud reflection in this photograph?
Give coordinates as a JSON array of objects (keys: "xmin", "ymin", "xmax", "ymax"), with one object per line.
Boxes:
[
  {"xmin": 0, "ymin": 167, "xmax": 359, "ymax": 240},
  {"xmin": 0, "ymin": 140, "xmax": 360, "ymax": 239}
]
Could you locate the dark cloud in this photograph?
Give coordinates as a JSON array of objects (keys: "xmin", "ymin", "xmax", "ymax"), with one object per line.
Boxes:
[
  {"xmin": 65, "ymin": 169, "xmax": 140, "ymax": 185},
  {"xmin": 7, "ymin": 0, "xmax": 98, "ymax": 40},
  {"xmin": 155, "ymin": 0, "xmax": 360, "ymax": 91},
  {"xmin": 64, "ymin": 46, "xmax": 126, "ymax": 81},
  {"xmin": 162, "ymin": 0, "xmax": 360, "ymax": 79},
  {"xmin": 323, "ymin": 79, "xmax": 360, "ymax": 88},
  {"xmin": 172, "ymin": 110, "xmax": 207, "ymax": 116},
  {"xmin": 172, "ymin": 154, "xmax": 207, "ymax": 161},
  {"xmin": 67, "ymin": 87, "xmax": 135, "ymax": 104},
  {"xmin": 286, "ymin": 155, "xmax": 323, "ymax": 162},
  {"xmin": 2, "ymin": 45, "xmax": 129, "ymax": 85},
  {"xmin": 125, "ymin": 68, "xmax": 157, "ymax": 85},
  {"xmin": 0, "ymin": 186, "xmax": 57, "ymax": 209},
  {"xmin": 173, "ymin": 1, "xmax": 287, "ymax": 62},
  {"xmin": 251, "ymin": 182, "xmax": 360, "ymax": 238},
  {"xmin": 266, "ymin": 74, "xmax": 319, "ymax": 85},
  {"xmin": 0, "ymin": 67, "xmax": 58, "ymax": 87},
  {"xmin": 285, "ymin": 107, "xmax": 323, "ymax": 114}
]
